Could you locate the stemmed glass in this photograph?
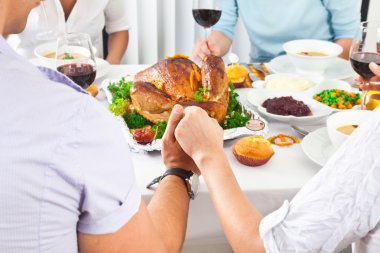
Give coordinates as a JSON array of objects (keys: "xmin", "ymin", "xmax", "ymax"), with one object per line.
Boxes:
[
  {"xmin": 192, "ymin": 0, "xmax": 222, "ymax": 39},
  {"xmin": 35, "ymin": 0, "xmax": 57, "ymax": 42},
  {"xmin": 349, "ymin": 21, "xmax": 380, "ymax": 110},
  {"xmin": 56, "ymin": 33, "xmax": 97, "ymax": 89}
]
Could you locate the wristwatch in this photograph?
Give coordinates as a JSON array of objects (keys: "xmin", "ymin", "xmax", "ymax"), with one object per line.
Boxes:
[{"xmin": 146, "ymin": 168, "xmax": 199, "ymax": 200}]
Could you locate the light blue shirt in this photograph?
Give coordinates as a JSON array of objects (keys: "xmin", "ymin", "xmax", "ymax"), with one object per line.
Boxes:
[
  {"xmin": 213, "ymin": 0, "xmax": 360, "ymax": 62},
  {"xmin": 0, "ymin": 36, "xmax": 140, "ymax": 252}
]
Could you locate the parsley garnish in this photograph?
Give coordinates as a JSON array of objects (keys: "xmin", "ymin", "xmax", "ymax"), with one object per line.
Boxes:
[
  {"xmin": 220, "ymin": 82, "xmax": 251, "ymax": 129},
  {"xmin": 62, "ymin": 53, "xmax": 74, "ymax": 60},
  {"xmin": 194, "ymin": 87, "xmax": 209, "ymax": 102},
  {"xmin": 152, "ymin": 121, "xmax": 168, "ymax": 139}
]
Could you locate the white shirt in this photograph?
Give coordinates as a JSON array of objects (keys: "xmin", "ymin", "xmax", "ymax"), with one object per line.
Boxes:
[
  {"xmin": 0, "ymin": 36, "xmax": 140, "ymax": 252},
  {"xmin": 260, "ymin": 108, "xmax": 380, "ymax": 252},
  {"xmin": 7, "ymin": 0, "xmax": 129, "ymax": 59}
]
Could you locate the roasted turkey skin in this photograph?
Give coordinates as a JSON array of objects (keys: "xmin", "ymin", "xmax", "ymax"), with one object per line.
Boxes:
[{"xmin": 131, "ymin": 55, "xmax": 229, "ymax": 123}]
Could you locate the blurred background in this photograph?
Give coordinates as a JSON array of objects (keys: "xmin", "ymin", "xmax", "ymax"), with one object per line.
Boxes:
[{"xmin": 121, "ymin": 0, "xmax": 379, "ymax": 64}]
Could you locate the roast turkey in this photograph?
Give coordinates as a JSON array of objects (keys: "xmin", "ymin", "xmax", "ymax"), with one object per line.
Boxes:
[{"xmin": 131, "ymin": 55, "xmax": 229, "ymax": 123}]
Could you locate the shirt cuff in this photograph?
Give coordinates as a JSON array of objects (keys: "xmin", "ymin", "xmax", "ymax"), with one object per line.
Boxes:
[
  {"xmin": 77, "ymin": 182, "xmax": 141, "ymax": 234},
  {"xmin": 211, "ymin": 27, "xmax": 234, "ymax": 41},
  {"xmin": 259, "ymin": 200, "xmax": 290, "ymax": 253},
  {"xmin": 106, "ymin": 19, "xmax": 130, "ymax": 34}
]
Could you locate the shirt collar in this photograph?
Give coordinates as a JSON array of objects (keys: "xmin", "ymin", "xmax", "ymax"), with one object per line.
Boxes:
[
  {"xmin": 0, "ymin": 35, "xmax": 11, "ymax": 55},
  {"xmin": 0, "ymin": 35, "xmax": 30, "ymax": 60}
]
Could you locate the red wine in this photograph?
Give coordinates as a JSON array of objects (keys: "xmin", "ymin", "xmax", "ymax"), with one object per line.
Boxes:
[
  {"xmin": 377, "ymin": 42, "xmax": 380, "ymax": 53},
  {"xmin": 350, "ymin": 52, "xmax": 380, "ymax": 80},
  {"xmin": 192, "ymin": 9, "xmax": 222, "ymax": 28},
  {"xmin": 57, "ymin": 63, "xmax": 96, "ymax": 89}
]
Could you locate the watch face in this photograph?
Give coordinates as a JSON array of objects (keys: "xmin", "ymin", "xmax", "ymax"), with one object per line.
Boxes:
[{"xmin": 191, "ymin": 174, "xmax": 200, "ymax": 198}]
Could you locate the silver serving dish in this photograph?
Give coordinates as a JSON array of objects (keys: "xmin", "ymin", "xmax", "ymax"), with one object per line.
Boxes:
[{"xmin": 101, "ymin": 79, "xmax": 269, "ymax": 153}]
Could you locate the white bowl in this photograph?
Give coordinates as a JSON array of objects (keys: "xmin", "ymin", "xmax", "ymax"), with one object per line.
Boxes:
[
  {"xmin": 34, "ymin": 42, "xmax": 98, "ymax": 69},
  {"xmin": 283, "ymin": 39, "xmax": 343, "ymax": 75},
  {"xmin": 254, "ymin": 73, "xmax": 315, "ymax": 93},
  {"xmin": 308, "ymin": 79, "xmax": 360, "ymax": 112},
  {"xmin": 34, "ymin": 42, "xmax": 58, "ymax": 69},
  {"xmin": 326, "ymin": 110, "xmax": 372, "ymax": 149}
]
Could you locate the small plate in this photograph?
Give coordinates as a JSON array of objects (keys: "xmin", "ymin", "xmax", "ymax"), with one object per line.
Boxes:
[
  {"xmin": 30, "ymin": 57, "xmax": 110, "ymax": 80},
  {"xmin": 95, "ymin": 58, "xmax": 111, "ymax": 79},
  {"xmin": 267, "ymin": 55, "xmax": 355, "ymax": 80},
  {"xmin": 247, "ymin": 89, "xmax": 331, "ymax": 126},
  {"xmin": 301, "ymin": 127, "xmax": 337, "ymax": 166}
]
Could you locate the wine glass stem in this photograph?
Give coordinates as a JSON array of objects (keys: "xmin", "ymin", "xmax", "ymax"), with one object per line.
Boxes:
[
  {"xmin": 204, "ymin": 28, "xmax": 208, "ymax": 40},
  {"xmin": 362, "ymin": 81, "xmax": 369, "ymax": 110},
  {"xmin": 41, "ymin": 1, "xmax": 49, "ymax": 30}
]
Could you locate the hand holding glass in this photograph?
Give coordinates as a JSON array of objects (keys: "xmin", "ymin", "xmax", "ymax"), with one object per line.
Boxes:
[{"xmin": 349, "ymin": 21, "xmax": 380, "ymax": 109}]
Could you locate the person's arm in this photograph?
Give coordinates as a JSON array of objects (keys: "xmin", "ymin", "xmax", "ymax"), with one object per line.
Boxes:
[
  {"xmin": 173, "ymin": 107, "xmax": 266, "ymax": 253},
  {"xmin": 321, "ymin": 0, "xmax": 360, "ymax": 59},
  {"xmin": 197, "ymin": 151, "xmax": 265, "ymax": 253},
  {"xmin": 335, "ymin": 38, "xmax": 352, "ymax": 59},
  {"xmin": 192, "ymin": 0, "xmax": 238, "ymax": 62},
  {"xmin": 103, "ymin": 0, "xmax": 130, "ymax": 64},
  {"xmin": 192, "ymin": 31, "xmax": 232, "ymax": 62},
  {"xmin": 77, "ymin": 104, "xmax": 193, "ymax": 253},
  {"xmin": 79, "ymin": 179, "xmax": 189, "ymax": 253},
  {"xmin": 106, "ymin": 30, "xmax": 129, "ymax": 64}
]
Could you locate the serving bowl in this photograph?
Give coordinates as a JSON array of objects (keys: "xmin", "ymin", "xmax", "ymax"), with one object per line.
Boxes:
[
  {"xmin": 34, "ymin": 42, "xmax": 97, "ymax": 69},
  {"xmin": 309, "ymin": 80, "xmax": 361, "ymax": 112},
  {"xmin": 326, "ymin": 110, "xmax": 372, "ymax": 148},
  {"xmin": 247, "ymin": 90, "xmax": 331, "ymax": 126},
  {"xmin": 253, "ymin": 73, "xmax": 315, "ymax": 93},
  {"xmin": 283, "ymin": 39, "xmax": 343, "ymax": 75}
]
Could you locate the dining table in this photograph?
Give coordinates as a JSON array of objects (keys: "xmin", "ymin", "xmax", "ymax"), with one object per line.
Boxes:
[{"xmin": 96, "ymin": 64, "xmax": 322, "ymax": 253}]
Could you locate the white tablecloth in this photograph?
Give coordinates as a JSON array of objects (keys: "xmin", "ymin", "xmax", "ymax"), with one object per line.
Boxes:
[{"xmin": 96, "ymin": 65, "xmax": 321, "ymax": 250}]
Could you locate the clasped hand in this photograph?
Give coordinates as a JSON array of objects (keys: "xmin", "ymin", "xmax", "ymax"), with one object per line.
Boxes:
[{"xmin": 161, "ymin": 105, "xmax": 224, "ymax": 175}]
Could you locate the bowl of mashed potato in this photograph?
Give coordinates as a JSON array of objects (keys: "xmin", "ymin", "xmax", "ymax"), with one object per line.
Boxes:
[{"xmin": 254, "ymin": 74, "xmax": 315, "ymax": 92}]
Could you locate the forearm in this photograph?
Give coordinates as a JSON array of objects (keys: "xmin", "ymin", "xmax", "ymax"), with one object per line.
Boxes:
[
  {"xmin": 335, "ymin": 38, "xmax": 352, "ymax": 60},
  {"xmin": 209, "ymin": 31, "xmax": 233, "ymax": 56},
  {"xmin": 147, "ymin": 175, "xmax": 190, "ymax": 253},
  {"xmin": 106, "ymin": 30, "xmax": 129, "ymax": 64},
  {"xmin": 195, "ymin": 150, "xmax": 265, "ymax": 253}
]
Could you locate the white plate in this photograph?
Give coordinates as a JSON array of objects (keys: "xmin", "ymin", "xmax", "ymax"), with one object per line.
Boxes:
[
  {"xmin": 301, "ymin": 127, "xmax": 337, "ymax": 166},
  {"xmin": 102, "ymin": 78, "xmax": 269, "ymax": 152},
  {"xmin": 95, "ymin": 58, "xmax": 111, "ymax": 79},
  {"xmin": 267, "ymin": 55, "xmax": 355, "ymax": 80},
  {"xmin": 30, "ymin": 57, "xmax": 110, "ymax": 80},
  {"xmin": 247, "ymin": 89, "xmax": 331, "ymax": 126}
]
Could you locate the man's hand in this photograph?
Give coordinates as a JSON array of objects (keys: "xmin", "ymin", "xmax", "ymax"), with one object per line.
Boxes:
[
  {"xmin": 356, "ymin": 62, "xmax": 380, "ymax": 86},
  {"xmin": 174, "ymin": 106, "xmax": 224, "ymax": 173},
  {"xmin": 192, "ymin": 31, "xmax": 232, "ymax": 63},
  {"xmin": 162, "ymin": 105, "xmax": 200, "ymax": 175},
  {"xmin": 192, "ymin": 40, "xmax": 215, "ymax": 62}
]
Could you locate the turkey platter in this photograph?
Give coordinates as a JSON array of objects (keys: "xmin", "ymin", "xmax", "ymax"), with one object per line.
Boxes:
[{"xmin": 105, "ymin": 55, "xmax": 263, "ymax": 148}]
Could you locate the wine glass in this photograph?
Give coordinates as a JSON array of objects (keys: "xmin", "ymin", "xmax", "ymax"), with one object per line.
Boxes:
[
  {"xmin": 350, "ymin": 21, "xmax": 380, "ymax": 110},
  {"xmin": 192, "ymin": 0, "xmax": 221, "ymax": 39},
  {"xmin": 56, "ymin": 33, "xmax": 97, "ymax": 89},
  {"xmin": 35, "ymin": 0, "xmax": 58, "ymax": 42}
]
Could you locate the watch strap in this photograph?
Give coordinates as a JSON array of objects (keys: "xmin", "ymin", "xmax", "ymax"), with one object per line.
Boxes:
[{"xmin": 147, "ymin": 168, "xmax": 195, "ymax": 199}]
